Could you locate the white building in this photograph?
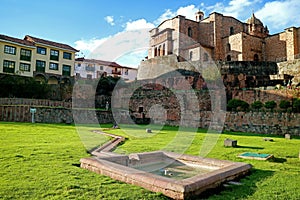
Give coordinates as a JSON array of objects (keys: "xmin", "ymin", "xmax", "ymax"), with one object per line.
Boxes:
[{"xmin": 75, "ymin": 58, "xmax": 137, "ymax": 81}]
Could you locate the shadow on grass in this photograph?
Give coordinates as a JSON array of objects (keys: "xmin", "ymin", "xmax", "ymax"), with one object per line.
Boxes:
[
  {"xmin": 269, "ymin": 157, "xmax": 287, "ymax": 163},
  {"xmin": 236, "ymin": 145, "xmax": 264, "ymax": 150},
  {"xmin": 194, "ymin": 168, "xmax": 274, "ymax": 200}
]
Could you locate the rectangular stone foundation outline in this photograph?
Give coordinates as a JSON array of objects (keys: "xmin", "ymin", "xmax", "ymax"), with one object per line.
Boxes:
[{"xmin": 80, "ymin": 151, "xmax": 252, "ymax": 199}]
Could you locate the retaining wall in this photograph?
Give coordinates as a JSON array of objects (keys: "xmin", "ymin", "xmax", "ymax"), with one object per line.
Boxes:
[{"xmin": 0, "ymin": 98, "xmax": 299, "ymax": 136}]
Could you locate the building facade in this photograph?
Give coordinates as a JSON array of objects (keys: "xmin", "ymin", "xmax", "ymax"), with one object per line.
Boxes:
[
  {"xmin": 148, "ymin": 11, "xmax": 300, "ymax": 63},
  {"xmin": 75, "ymin": 58, "xmax": 137, "ymax": 81},
  {"xmin": 0, "ymin": 34, "xmax": 78, "ymax": 84}
]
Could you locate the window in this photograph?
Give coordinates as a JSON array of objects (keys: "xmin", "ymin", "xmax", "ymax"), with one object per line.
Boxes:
[
  {"xmin": 4, "ymin": 45, "xmax": 16, "ymax": 55},
  {"xmin": 3, "ymin": 60, "xmax": 15, "ymax": 73},
  {"xmin": 37, "ymin": 47, "xmax": 46, "ymax": 55},
  {"xmin": 230, "ymin": 27, "xmax": 234, "ymax": 35},
  {"xmin": 125, "ymin": 69, "xmax": 128, "ymax": 75},
  {"xmin": 19, "ymin": 63, "xmax": 30, "ymax": 72},
  {"xmin": 189, "ymin": 51, "xmax": 193, "ymax": 60},
  {"xmin": 162, "ymin": 44, "xmax": 165, "ymax": 56},
  {"xmin": 87, "ymin": 74, "xmax": 92, "ymax": 79},
  {"xmin": 36, "ymin": 60, "xmax": 46, "ymax": 72},
  {"xmin": 63, "ymin": 52, "xmax": 72, "ymax": 60},
  {"xmin": 188, "ymin": 27, "xmax": 192, "ymax": 37},
  {"xmin": 226, "ymin": 55, "xmax": 231, "ymax": 61},
  {"xmin": 254, "ymin": 54, "xmax": 259, "ymax": 61},
  {"xmin": 100, "ymin": 66, "xmax": 104, "ymax": 70},
  {"xmin": 85, "ymin": 64, "xmax": 95, "ymax": 71},
  {"xmin": 158, "ymin": 46, "xmax": 161, "ymax": 56},
  {"xmin": 20, "ymin": 48, "xmax": 31, "ymax": 61},
  {"xmin": 50, "ymin": 49, "xmax": 59, "ymax": 61},
  {"xmin": 62, "ymin": 65, "xmax": 71, "ymax": 76},
  {"xmin": 227, "ymin": 43, "xmax": 231, "ymax": 51},
  {"xmin": 49, "ymin": 62, "xmax": 58, "ymax": 70}
]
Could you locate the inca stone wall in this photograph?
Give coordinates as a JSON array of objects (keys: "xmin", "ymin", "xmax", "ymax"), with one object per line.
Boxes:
[
  {"xmin": 0, "ymin": 98, "xmax": 299, "ymax": 135},
  {"xmin": 277, "ymin": 59, "xmax": 300, "ymax": 85}
]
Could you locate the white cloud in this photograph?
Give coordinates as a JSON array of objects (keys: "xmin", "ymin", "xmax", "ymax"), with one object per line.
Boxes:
[
  {"xmin": 154, "ymin": 5, "xmax": 199, "ymax": 25},
  {"xmin": 124, "ymin": 19, "xmax": 155, "ymax": 31},
  {"xmin": 154, "ymin": 9, "xmax": 174, "ymax": 25},
  {"xmin": 176, "ymin": 5, "xmax": 199, "ymax": 20},
  {"xmin": 255, "ymin": 0, "xmax": 300, "ymax": 33},
  {"xmin": 74, "ymin": 36, "xmax": 111, "ymax": 57},
  {"xmin": 205, "ymin": 0, "xmax": 255, "ymax": 19},
  {"xmin": 104, "ymin": 15, "xmax": 115, "ymax": 26}
]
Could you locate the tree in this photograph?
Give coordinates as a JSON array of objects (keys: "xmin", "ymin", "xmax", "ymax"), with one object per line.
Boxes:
[
  {"xmin": 251, "ymin": 101, "xmax": 263, "ymax": 111},
  {"xmin": 264, "ymin": 101, "xmax": 276, "ymax": 111}
]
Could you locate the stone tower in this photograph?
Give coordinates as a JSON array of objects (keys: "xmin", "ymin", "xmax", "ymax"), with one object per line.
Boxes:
[{"xmin": 247, "ymin": 13, "xmax": 269, "ymax": 38}]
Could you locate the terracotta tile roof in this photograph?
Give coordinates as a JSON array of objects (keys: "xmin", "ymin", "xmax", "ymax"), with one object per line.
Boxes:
[
  {"xmin": 24, "ymin": 35, "xmax": 79, "ymax": 52},
  {"xmin": 75, "ymin": 58, "xmax": 122, "ymax": 67},
  {"xmin": 0, "ymin": 34, "xmax": 35, "ymax": 47}
]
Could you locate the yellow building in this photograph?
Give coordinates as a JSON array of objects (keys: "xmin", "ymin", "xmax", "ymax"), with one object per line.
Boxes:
[{"xmin": 0, "ymin": 34, "xmax": 78, "ymax": 84}]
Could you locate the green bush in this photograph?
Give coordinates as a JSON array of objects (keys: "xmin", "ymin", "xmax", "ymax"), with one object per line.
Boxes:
[
  {"xmin": 227, "ymin": 99, "xmax": 249, "ymax": 111},
  {"xmin": 251, "ymin": 101, "xmax": 263, "ymax": 111},
  {"xmin": 264, "ymin": 101, "xmax": 277, "ymax": 111},
  {"xmin": 279, "ymin": 100, "xmax": 291, "ymax": 111},
  {"xmin": 293, "ymin": 98, "xmax": 300, "ymax": 112}
]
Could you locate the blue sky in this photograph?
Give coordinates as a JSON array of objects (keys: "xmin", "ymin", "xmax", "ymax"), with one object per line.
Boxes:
[{"xmin": 1, "ymin": 0, "xmax": 300, "ymax": 67}]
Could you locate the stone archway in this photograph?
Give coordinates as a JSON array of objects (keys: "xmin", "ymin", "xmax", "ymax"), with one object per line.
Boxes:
[
  {"xmin": 34, "ymin": 74, "xmax": 46, "ymax": 84},
  {"xmin": 48, "ymin": 76, "xmax": 59, "ymax": 85}
]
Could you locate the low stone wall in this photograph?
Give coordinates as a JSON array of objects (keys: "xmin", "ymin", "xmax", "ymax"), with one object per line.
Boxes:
[
  {"xmin": 0, "ymin": 104, "xmax": 113, "ymax": 124},
  {"xmin": 0, "ymin": 98, "xmax": 72, "ymax": 108},
  {"xmin": 224, "ymin": 111, "xmax": 300, "ymax": 136}
]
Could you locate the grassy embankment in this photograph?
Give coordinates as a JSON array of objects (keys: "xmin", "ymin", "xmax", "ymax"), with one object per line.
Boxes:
[{"xmin": 0, "ymin": 122, "xmax": 299, "ymax": 199}]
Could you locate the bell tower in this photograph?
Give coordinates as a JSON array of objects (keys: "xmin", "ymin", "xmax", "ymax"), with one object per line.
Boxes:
[{"xmin": 195, "ymin": 10, "xmax": 204, "ymax": 22}]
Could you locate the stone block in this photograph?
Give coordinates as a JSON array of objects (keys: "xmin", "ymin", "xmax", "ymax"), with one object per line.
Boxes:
[
  {"xmin": 146, "ymin": 129, "xmax": 152, "ymax": 133},
  {"xmin": 224, "ymin": 138, "xmax": 237, "ymax": 147},
  {"xmin": 285, "ymin": 134, "xmax": 291, "ymax": 139}
]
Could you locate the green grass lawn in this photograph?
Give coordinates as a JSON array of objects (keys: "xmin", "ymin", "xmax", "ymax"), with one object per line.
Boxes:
[{"xmin": 0, "ymin": 122, "xmax": 299, "ymax": 199}]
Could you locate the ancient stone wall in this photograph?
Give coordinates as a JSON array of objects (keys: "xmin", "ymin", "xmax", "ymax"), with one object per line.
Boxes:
[
  {"xmin": 277, "ymin": 59, "xmax": 300, "ymax": 85},
  {"xmin": 232, "ymin": 89, "xmax": 297, "ymax": 105},
  {"xmin": 265, "ymin": 33, "xmax": 286, "ymax": 62},
  {"xmin": 0, "ymin": 98, "xmax": 113, "ymax": 124}
]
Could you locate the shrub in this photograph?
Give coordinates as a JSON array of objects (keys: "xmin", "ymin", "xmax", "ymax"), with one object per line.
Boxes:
[
  {"xmin": 227, "ymin": 99, "xmax": 249, "ymax": 111},
  {"xmin": 251, "ymin": 101, "xmax": 263, "ymax": 111},
  {"xmin": 264, "ymin": 101, "xmax": 277, "ymax": 111},
  {"xmin": 279, "ymin": 100, "xmax": 291, "ymax": 111},
  {"xmin": 293, "ymin": 98, "xmax": 300, "ymax": 113}
]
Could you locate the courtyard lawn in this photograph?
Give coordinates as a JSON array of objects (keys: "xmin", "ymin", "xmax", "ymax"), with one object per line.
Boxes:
[{"xmin": 0, "ymin": 122, "xmax": 299, "ymax": 199}]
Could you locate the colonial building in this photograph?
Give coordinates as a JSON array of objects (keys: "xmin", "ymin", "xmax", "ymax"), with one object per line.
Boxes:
[
  {"xmin": 0, "ymin": 34, "xmax": 78, "ymax": 84},
  {"xmin": 148, "ymin": 11, "xmax": 300, "ymax": 63},
  {"xmin": 75, "ymin": 58, "xmax": 137, "ymax": 81}
]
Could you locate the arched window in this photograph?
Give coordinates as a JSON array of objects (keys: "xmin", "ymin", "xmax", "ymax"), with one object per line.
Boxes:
[
  {"xmin": 254, "ymin": 54, "xmax": 259, "ymax": 61},
  {"xmin": 158, "ymin": 46, "xmax": 161, "ymax": 56},
  {"xmin": 189, "ymin": 51, "xmax": 193, "ymax": 60},
  {"xmin": 162, "ymin": 44, "xmax": 166, "ymax": 56},
  {"xmin": 227, "ymin": 43, "xmax": 231, "ymax": 51},
  {"xmin": 188, "ymin": 27, "xmax": 192, "ymax": 37},
  {"xmin": 230, "ymin": 27, "xmax": 234, "ymax": 35},
  {"xmin": 154, "ymin": 47, "xmax": 158, "ymax": 57},
  {"xmin": 226, "ymin": 55, "xmax": 231, "ymax": 61}
]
